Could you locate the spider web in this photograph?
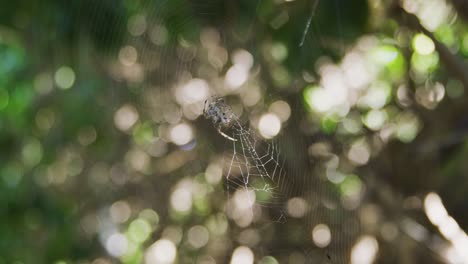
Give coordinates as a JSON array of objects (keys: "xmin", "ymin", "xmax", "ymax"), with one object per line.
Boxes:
[
  {"xmin": 74, "ymin": 0, "xmax": 465, "ymax": 262},
  {"xmin": 88, "ymin": 0, "xmax": 365, "ymax": 262},
  {"xmin": 202, "ymin": 95, "xmax": 290, "ymax": 222},
  {"xmin": 224, "ymin": 119, "xmax": 289, "ymax": 223}
]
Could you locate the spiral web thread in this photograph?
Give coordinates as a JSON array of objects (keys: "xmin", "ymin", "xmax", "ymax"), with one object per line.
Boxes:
[
  {"xmin": 203, "ymin": 97, "xmax": 289, "ymax": 223},
  {"xmin": 226, "ymin": 121, "xmax": 288, "ymax": 223}
]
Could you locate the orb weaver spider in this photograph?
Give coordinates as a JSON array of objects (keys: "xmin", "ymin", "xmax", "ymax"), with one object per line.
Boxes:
[{"xmin": 203, "ymin": 96, "xmax": 238, "ymax": 141}]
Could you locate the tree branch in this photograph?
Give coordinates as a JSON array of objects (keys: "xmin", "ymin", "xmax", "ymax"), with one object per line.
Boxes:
[
  {"xmin": 390, "ymin": 5, "xmax": 468, "ymax": 90},
  {"xmin": 450, "ymin": 0, "xmax": 468, "ymax": 21}
]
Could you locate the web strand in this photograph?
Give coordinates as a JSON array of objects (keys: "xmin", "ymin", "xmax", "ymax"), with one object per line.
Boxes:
[{"xmin": 299, "ymin": 0, "xmax": 320, "ymax": 47}]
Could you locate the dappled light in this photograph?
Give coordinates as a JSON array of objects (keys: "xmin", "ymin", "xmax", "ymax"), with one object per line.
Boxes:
[{"xmin": 1, "ymin": 0, "xmax": 468, "ymax": 263}]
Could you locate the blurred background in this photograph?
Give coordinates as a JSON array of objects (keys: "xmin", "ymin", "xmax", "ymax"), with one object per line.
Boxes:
[{"xmin": 1, "ymin": 0, "xmax": 468, "ymax": 263}]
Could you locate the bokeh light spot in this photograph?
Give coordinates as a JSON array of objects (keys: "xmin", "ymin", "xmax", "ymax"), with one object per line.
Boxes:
[
  {"xmin": 169, "ymin": 123, "xmax": 193, "ymax": 146},
  {"xmin": 348, "ymin": 139, "xmax": 370, "ymax": 165},
  {"xmin": 287, "ymin": 197, "xmax": 308, "ymax": 218},
  {"xmin": 205, "ymin": 163, "xmax": 223, "ymax": 184},
  {"xmin": 234, "ymin": 189, "xmax": 256, "ymax": 211},
  {"xmin": 162, "ymin": 226, "xmax": 183, "ymax": 245},
  {"xmin": 34, "ymin": 73, "xmax": 54, "ymax": 94},
  {"xmin": 312, "ymin": 224, "xmax": 331, "ymax": 248},
  {"xmin": 110, "ymin": 200, "xmax": 131, "ymax": 224},
  {"xmin": 232, "ymin": 49, "xmax": 254, "ymax": 70},
  {"xmin": 304, "ymin": 85, "xmax": 333, "ymax": 113},
  {"xmin": 363, "ymin": 109, "xmax": 387, "ymax": 131},
  {"xmin": 21, "ymin": 138, "xmax": 43, "ymax": 167},
  {"xmin": 114, "ymin": 104, "xmax": 139, "ymax": 131},
  {"xmin": 128, "ymin": 14, "xmax": 147, "ymax": 36},
  {"xmin": 145, "ymin": 239, "xmax": 177, "ymax": 264},
  {"xmin": 176, "ymin": 78, "xmax": 209, "ymax": 105},
  {"xmin": 54, "ymin": 66, "xmax": 75, "ymax": 89},
  {"xmin": 128, "ymin": 218, "xmax": 152, "ymax": 243},
  {"xmin": 269, "ymin": 100, "xmax": 291, "ymax": 122},
  {"xmin": 271, "ymin": 42, "xmax": 288, "ymax": 62},
  {"xmin": 258, "ymin": 113, "xmax": 281, "ymax": 139},
  {"xmin": 225, "ymin": 64, "xmax": 248, "ymax": 89},
  {"xmin": 119, "ymin": 45, "xmax": 138, "ymax": 66},
  {"xmin": 372, "ymin": 45, "xmax": 398, "ymax": 65},
  {"xmin": 149, "ymin": 25, "xmax": 168, "ymax": 46},
  {"xmin": 359, "ymin": 82, "xmax": 391, "ymax": 109},
  {"xmin": 413, "ymin": 34, "xmax": 435, "ymax": 55},
  {"xmin": 424, "ymin": 192, "xmax": 447, "ymax": 226},
  {"xmin": 187, "ymin": 225, "xmax": 210, "ymax": 249},
  {"xmin": 170, "ymin": 188, "xmax": 192, "ymax": 213},
  {"xmin": 106, "ymin": 233, "xmax": 128, "ymax": 257},
  {"xmin": 230, "ymin": 246, "xmax": 254, "ymax": 264},
  {"xmin": 396, "ymin": 116, "xmax": 420, "ymax": 143},
  {"xmin": 259, "ymin": 256, "xmax": 279, "ymax": 264},
  {"xmin": 78, "ymin": 126, "xmax": 97, "ymax": 146},
  {"xmin": 351, "ymin": 236, "xmax": 379, "ymax": 264},
  {"xmin": 340, "ymin": 174, "xmax": 363, "ymax": 197}
]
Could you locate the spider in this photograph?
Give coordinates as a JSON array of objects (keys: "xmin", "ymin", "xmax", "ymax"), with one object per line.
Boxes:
[{"xmin": 203, "ymin": 96, "xmax": 238, "ymax": 141}]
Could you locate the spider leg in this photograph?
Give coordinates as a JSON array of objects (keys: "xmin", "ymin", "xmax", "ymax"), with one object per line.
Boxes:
[
  {"xmin": 203, "ymin": 99, "xmax": 208, "ymax": 117},
  {"xmin": 217, "ymin": 126, "xmax": 237, "ymax": 141}
]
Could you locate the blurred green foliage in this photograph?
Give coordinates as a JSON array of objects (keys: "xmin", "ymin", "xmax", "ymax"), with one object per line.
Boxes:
[{"xmin": 0, "ymin": 0, "xmax": 468, "ymax": 263}]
